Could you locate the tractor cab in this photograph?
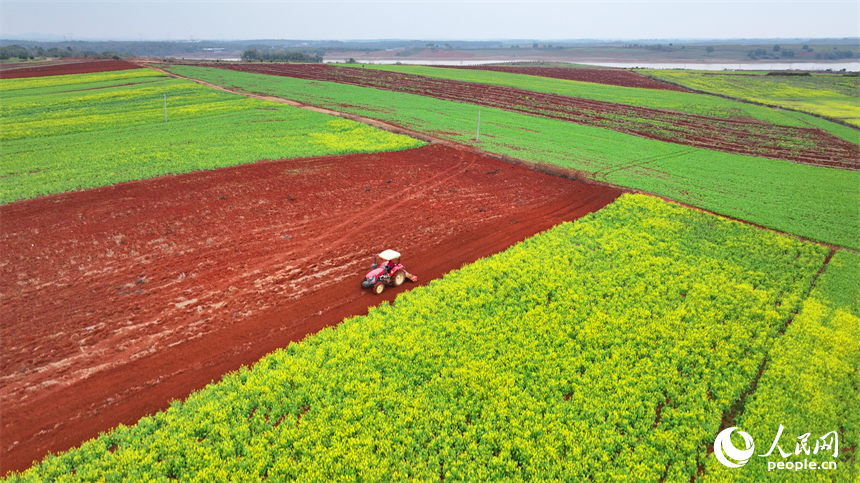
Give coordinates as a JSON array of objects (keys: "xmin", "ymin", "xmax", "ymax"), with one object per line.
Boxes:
[{"xmin": 361, "ymin": 249, "xmax": 418, "ymax": 294}]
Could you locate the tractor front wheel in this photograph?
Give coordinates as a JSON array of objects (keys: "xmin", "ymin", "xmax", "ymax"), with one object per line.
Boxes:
[
  {"xmin": 373, "ymin": 282, "xmax": 385, "ymax": 295},
  {"xmin": 393, "ymin": 270, "xmax": 406, "ymax": 287}
]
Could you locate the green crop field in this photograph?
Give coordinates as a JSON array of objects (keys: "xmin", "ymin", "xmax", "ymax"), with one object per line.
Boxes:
[
  {"xmin": 0, "ymin": 69, "xmax": 424, "ymax": 204},
  {"xmin": 165, "ymin": 65, "xmax": 860, "ymax": 249},
  {"xmin": 358, "ymin": 64, "xmax": 859, "ymax": 144},
  {"xmin": 643, "ymin": 70, "xmax": 860, "ymax": 131},
  {"xmin": 9, "ymin": 194, "xmax": 853, "ymax": 483},
  {"xmin": 703, "ymin": 250, "xmax": 860, "ymax": 482}
]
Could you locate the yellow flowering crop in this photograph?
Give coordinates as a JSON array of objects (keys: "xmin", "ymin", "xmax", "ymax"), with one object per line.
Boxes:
[{"xmin": 9, "ymin": 195, "xmax": 850, "ymax": 482}]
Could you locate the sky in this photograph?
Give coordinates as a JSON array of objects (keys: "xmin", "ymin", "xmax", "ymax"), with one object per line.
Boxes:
[{"xmin": 2, "ymin": 0, "xmax": 859, "ymax": 41}]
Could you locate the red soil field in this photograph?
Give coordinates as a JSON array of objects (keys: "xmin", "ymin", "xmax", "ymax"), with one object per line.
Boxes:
[
  {"xmin": 0, "ymin": 59, "xmax": 141, "ymax": 79},
  {"xmin": 0, "ymin": 144, "xmax": 622, "ymax": 475},
  {"xmin": 440, "ymin": 65, "xmax": 692, "ymax": 92},
  {"xmin": 200, "ymin": 63, "xmax": 859, "ymax": 170}
]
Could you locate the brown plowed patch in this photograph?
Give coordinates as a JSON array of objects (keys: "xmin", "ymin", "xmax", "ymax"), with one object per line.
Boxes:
[
  {"xmin": 195, "ymin": 62, "xmax": 859, "ymax": 170},
  {"xmin": 0, "ymin": 57, "xmax": 96, "ymax": 72},
  {"xmin": 0, "ymin": 144, "xmax": 622, "ymax": 475},
  {"xmin": 440, "ymin": 65, "xmax": 692, "ymax": 92},
  {"xmin": 0, "ymin": 60, "xmax": 141, "ymax": 79}
]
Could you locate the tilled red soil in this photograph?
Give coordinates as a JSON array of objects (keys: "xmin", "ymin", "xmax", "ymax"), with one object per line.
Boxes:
[
  {"xmin": 199, "ymin": 63, "xmax": 858, "ymax": 170},
  {"xmin": 440, "ymin": 65, "xmax": 691, "ymax": 92},
  {"xmin": 0, "ymin": 59, "xmax": 141, "ymax": 79},
  {"xmin": 0, "ymin": 144, "xmax": 622, "ymax": 474}
]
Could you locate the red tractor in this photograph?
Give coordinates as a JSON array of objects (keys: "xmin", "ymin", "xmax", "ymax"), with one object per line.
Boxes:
[{"xmin": 361, "ymin": 249, "xmax": 418, "ymax": 294}]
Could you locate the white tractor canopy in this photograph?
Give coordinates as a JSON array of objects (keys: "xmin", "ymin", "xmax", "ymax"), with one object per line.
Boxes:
[{"xmin": 378, "ymin": 249, "xmax": 401, "ymax": 261}]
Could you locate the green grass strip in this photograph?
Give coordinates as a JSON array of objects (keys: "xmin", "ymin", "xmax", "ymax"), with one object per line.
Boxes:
[
  {"xmin": 642, "ymin": 70, "xmax": 860, "ymax": 134},
  {"xmin": 6, "ymin": 194, "xmax": 830, "ymax": 482},
  {"xmin": 702, "ymin": 250, "xmax": 860, "ymax": 482},
  {"xmin": 165, "ymin": 65, "xmax": 860, "ymax": 249},
  {"xmin": 0, "ymin": 69, "xmax": 424, "ymax": 204},
  {"xmin": 357, "ymin": 64, "xmax": 858, "ymax": 144}
]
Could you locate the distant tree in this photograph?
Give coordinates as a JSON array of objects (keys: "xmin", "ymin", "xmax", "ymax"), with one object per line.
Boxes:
[
  {"xmin": 747, "ymin": 47, "xmax": 770, "ymax": 60},
  {"xmin": 241, "ymin": 48, "xmax": 261, "ymax": 61},
  {"xmin": 241, "ymin": 48, "xmax": 322, "ymax": 63},
  {"xmin": 0, "ymin": 44, "xmax": 33, "ymax": 60},
  {"xmin": 533, "ymin": 43, "xmax": 539, "ymax": 49},
  {"xmin": 773, "ymin": 45, "xmax": 780, "ymax": 52},
  {"xmin": 781, "ymin": 50, "xmax": 795, "ymax": 58},
  {"xmin": 1, "ymin": 45, "xmax": 15, "ymax": 60},
  {"xmin": 98, "ymin": 50, "xmax": 130, "ymax": 60},
  {"xmin": 802, "ymin": 44, "xmax": 810, "ymax": 50},
  {"xmin": 817, "ymin": 49, "xmax": 854, "ymax": 60},
  {"xmin": 706, "ymin": 46, "xmax": 715, "ymax": 55},
  {"xmin": 681, "ymin": 45, "xmax": 686, "ymax": 50},
  {"xmin": 347, "ymin": 57, "xmax": 356, "ymax": 63}
]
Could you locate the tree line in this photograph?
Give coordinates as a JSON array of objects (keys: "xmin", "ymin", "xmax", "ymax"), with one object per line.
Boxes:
[
  {"xmin": 240, "ymin": 49, "xmax": 322, "ymax": 63},
  {"xmin": 0, "ymin": 44, "xmax": 129, "ymax": 60}
]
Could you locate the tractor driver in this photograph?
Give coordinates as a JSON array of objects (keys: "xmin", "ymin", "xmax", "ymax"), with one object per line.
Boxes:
[{"xmin": 383, "ymin": 259, "xmax": 396, "ymax": 275}]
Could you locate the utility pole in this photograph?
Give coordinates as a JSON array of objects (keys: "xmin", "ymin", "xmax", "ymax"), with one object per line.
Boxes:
[{"xmin": 475, "ymin": 109, "xmax": 481, "ymax": 142}]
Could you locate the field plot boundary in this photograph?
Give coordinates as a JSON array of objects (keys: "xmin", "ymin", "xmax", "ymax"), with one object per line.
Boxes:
[
  {"xmin": 179, "ymin": 62, "xmax": 859, "ymax": 170},
  {"xmin": 360, "ymin": 62, "xmax": 859, "ymax": 147},
  {"xmin": 640, "ymin": 71, "xmax": 860, "ymax": 138},
  {"xmin": 0, "ymin": 59, "xmax": 142, "ymax": 79},
  {"xmin": 702, "ymin": 249, "xmax": 860, "ymax": 482},
  {"xmin": 438, "ymin": 64, "xmax": 694, "ymax": 91}
]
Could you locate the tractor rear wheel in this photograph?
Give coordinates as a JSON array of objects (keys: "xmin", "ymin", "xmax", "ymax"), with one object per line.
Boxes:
[
  {"xmin": 393, "ymin": 270, "xmax": 406, "ymax": 287},
  {"xmin": 373, "ymin": 282, "xmax": 385, "ymax": 295}
]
